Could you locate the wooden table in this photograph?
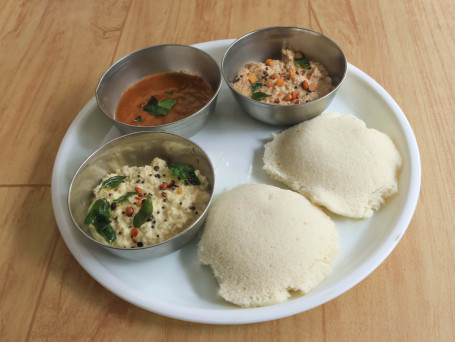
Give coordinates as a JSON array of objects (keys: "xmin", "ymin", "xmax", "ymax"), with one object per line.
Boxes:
[{"xmin": 1, "ymin": 0, "xmax": 454, "ymax": 340}]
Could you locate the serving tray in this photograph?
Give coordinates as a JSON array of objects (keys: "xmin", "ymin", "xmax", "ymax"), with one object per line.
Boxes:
[{"xmin": 51, "ymin": 39, "xmax": 420, "ymax": 324}]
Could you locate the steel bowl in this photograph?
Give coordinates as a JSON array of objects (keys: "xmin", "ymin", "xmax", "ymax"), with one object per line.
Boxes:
[
  {"xmin": 222, "ymin": 26, "xmax": 347, "ymax": 125},
  {"xmin": 68, "ymin": 132, "xmax": 215, "ymax": 260},
  {"xmin": 96, "ymin": 44, "xmax": 222, "ymax": 137}
]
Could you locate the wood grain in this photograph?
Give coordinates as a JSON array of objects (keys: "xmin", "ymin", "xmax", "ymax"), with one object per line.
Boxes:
[
  {"xmin": 0, "ymin": 188, "xmax": 57, "ymax": 342},
  {"xmin": 0, "ymin": 0, "xmax": 454, "ymax": 341},
  {"xmin": 0, "ymin": 0, "xmax": 130, "ymax": 184}
]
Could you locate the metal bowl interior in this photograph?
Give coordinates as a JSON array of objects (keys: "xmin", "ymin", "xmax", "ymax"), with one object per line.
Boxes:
[
  {"xmin": 96, "ymin": 44, "xmax": 222, "ymax": 137},
  {"xmin": 68, "ymin": 132, "xmax": 215, "ymax": 260},
  {"xmin": 222, "ymin": 26, "xmax": 347, "ymax": 125}
]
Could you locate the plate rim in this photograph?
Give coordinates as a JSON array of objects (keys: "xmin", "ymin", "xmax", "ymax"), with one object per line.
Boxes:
[{"xmin": 51, "ymin": 39, "xmax": 421, "ymax": 324}]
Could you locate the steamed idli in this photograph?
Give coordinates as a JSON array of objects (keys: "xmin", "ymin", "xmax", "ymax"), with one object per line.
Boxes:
[
  {"xmin": 198, "ymin": 183, "xmax": 339, "ymax": 307},
  {"xmin": 263, "ymin": 112, "xmax": 402, "ymax": 218}
]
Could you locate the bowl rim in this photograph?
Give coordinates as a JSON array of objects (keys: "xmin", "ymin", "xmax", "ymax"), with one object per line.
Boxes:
[
  {"xmin": 67, "ymin": 131, "xmax": 216, "ymax": 251},
  {"xmin": 221, "ymin": 26, "xmax": 348, "ymax": 107},
  {"xmin": 95, "ymin": 44, "xmax": 222, "ymax": 129}
]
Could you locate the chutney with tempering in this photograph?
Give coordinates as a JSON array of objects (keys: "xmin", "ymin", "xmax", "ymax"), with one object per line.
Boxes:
[{"xmin": 115, "ymin": 72, "xmax": 214, "ymax": 126}]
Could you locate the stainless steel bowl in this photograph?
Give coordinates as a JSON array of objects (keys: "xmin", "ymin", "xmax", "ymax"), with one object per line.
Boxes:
[
  {"xmin": 96, "ymin": 44, "xmax": 222, "ymax": 137},
  {"xmin": 68, "ymin": 132, "xmax": 215, "ymax": 260},
  {"xmin": 222, "ymin": 26, "xmax": 347, "ymax": 125}
]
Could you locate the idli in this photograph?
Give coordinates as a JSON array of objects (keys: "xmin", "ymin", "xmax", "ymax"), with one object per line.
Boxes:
[
  {"xmin": 263, "ymin": 112, "xmax": 402, "ymax": 218},
  {"xmin": 198, "ymin": 183, "xmax": 339, "ymax": 307}
]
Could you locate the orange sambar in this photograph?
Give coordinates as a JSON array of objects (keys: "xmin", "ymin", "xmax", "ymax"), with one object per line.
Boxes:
[{"xmin": 115, "ymin": 72, "xmax": 214, "ymax": 126}]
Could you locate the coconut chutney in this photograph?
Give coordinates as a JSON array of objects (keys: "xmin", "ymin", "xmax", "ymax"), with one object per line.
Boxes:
[{"xmin": 85, "ymin": 158, "xmax": 210, "ymax": 248}]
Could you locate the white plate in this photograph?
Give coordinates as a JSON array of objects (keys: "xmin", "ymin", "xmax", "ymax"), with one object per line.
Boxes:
[{"xmin": 51, "ymin": 39, "xmax": 421, "ymax": 324}]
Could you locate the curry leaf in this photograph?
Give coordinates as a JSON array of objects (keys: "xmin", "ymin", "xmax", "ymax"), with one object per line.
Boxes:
[
  {"xmin": 84, "ymin": 198, "xmax": 116, "ymax": 244},
  {"xmin": 158, "ymin": 98, "xmax": 177, "ymax": 111},
  {"xmin": 133, "ymin": 196, "xmax": 153, "ymax": 228},
  {"xmin": 143, "ymin": 96, "xmax": 177, "ymax": 116},
  {"xmin": 92, "ymin": 215, "xmax": 116, "ymax": 244},
  {"xmin": 294, "ymin": 57, "xmax": 310, "ymax": 69},
  {"xmin": 143, "ymin": 96, "xmax": 159, "ymax": 114},
  {"xmin": 168, "ymin": 162, "xmax": 201, "ymax": 185},
  {"xmin": 251, "ymin": 81, "xmax": 262, "ymax": 93},
  {"xmin": 85, "ymin": 198, "xmax": 109, "ymax": 224},
  {"xmin": 114, "ymin": 192, "xmax": 138, "ymax": 204},
  {"xmin": 99, "ymin": 175, "xmax": 127, "ymax": 192},
  {"xmin": 251, "ymin": 92, "xmax": 270, "ymax": 101}
]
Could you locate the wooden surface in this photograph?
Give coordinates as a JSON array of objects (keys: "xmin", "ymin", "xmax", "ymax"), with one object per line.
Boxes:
[{"xmin": 1, "ymin": 0, "xmax": 454, "ymax": 341}]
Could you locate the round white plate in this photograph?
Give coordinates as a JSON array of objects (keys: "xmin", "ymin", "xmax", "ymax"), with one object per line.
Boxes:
[{"xmin": 52, "ymin": 39, "xmax": 421, "ymax": 324}]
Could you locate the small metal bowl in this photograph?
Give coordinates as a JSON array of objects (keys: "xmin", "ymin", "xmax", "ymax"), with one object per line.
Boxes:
[
  {"xmin": 222, "ymin": 26, "xmax": 347, "ymax": 125},
  {"xmin": 96, "ymin": 44, "xmax": 222, "ymax": 138},
  {"xmin": 68, "ymin": 132, "xmax": 215, "ymax": 260}
]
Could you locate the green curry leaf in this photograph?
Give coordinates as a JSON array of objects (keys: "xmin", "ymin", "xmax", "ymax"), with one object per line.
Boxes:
[
  {"xmin": 133, "ymin": 196, "xmax": 153, "ymax": 228},
  {"xmin": 85, "ymin": 198, "xmax": 109, "ymax": 224},
  {"xmin": 92, "ymin": 215, "xmax": 116, "ymax": 244},
  {"xmin": 84, "ymin": 198, "xmax": 116, "ymax": 244},
  {"xmin": 114, "ymin": 192, "xmax": 138, "ymax": 204},
  {"xmin": 158, "ymin": 98, "xmax": 177, "ymax": 111},
  {"xmin": 294, "ymin": 57, "xmax": 310, "ymax": 69},
  {"xmin": 251, "ymin": 92, "xmax": 270, "ymax": 101},
  {"xmin": 143, "ymin": 96, "xmax": 159, "ymax": 114},
  {"xmin": 143, "ymin": 96, "xmax": 177, "ymax": 116},
  {"xmin": 168, "ymin": 162, "xmax": 201, "ymax": 185},
  {"xmin": 251, "ymin": 81, "xmax": 262, "ymax": 93},
  {"xmin": 99, "ymin": 176, "xmax": 127, "ymax": 192}
]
